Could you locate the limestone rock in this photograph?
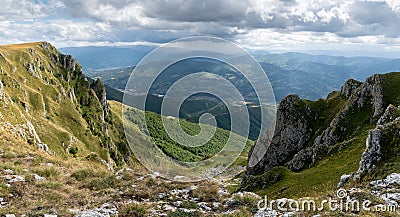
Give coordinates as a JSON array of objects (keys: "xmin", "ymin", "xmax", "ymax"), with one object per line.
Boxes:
[
  {"xmin": 246, "ymin": 94, "xmax": 314, "ymax": 176},
  {"xmin": 90, "ymin": 79, "xmax": 109, "ymax": 118},
  {"xmin": 340, "ymin": 79, "xmax": 362, "ymax": 98},
  {"xmin": 337, "ymin": 174, "xmax": 351, "ymax": 188}
]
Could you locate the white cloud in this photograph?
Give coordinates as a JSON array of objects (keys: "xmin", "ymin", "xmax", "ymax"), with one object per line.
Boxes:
[{"xmin": 0, "ymin": 0, "xmax": 400, "ymax": 56}]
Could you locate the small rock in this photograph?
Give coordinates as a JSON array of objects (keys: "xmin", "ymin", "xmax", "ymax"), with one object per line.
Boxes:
[
  {"xmin": 381, "ymin": 193, "xmax": 400, "ymax": 207},
  {"xmin": 74, "ymin": 210, "xmax": 105, "ymax": 217},
  {"xmin": 337, "ymin": 174, "xmax": 351, "ymax": 188},
  {"xmin": 189, "ymin": 185, "xmax": 197, "ymax": 191},
  {"xmin": 179, "ymin": 208, "xmax": 195, "ymax": 213},
  {"xmin": 32, "ymin": 174, "xmax": 46, "ymax": 182},
  {"xmin": 212, "ymin": 202, "xmax": 220, "ymax": 208},
  {"xmin": 158, "ymin": 193, "xmax": 169, "ymax": 198},
  {"xmin": 163, "ymin": 204, "xmax": 176, "ymax": 212},
  {"xmin": 172, "ymin": 201, "xmax": 182, "ymax": 207},
  {"xmin": 137, "ymin": 176, "xmax": 144, "ymax": 181},
  {"xmin": 218, "ymin": 188, "xmax": 229, "ymax": 196},
  {"xmin": 5, "ymin": 175, "xmax": 25, "ymax": 182},
  {"xmin": 146, "ymin": 172, "xmax": 160, "ymax": 179},
  {"xmin": 44, "ymin": 215, "xmax": 57, "ymax": 217},
  {"xmin": 254, "ymin": 208, "xmax": 277, "ymax": 217},
  {"xmin": 198, "ymin": 202, "xmax": 212, "ymax": 211}
]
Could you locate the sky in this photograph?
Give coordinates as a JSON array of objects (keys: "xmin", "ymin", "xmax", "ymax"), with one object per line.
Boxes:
[{"xmin": 1, "ymin": 0, "xmax": 400, "ymax": 57}]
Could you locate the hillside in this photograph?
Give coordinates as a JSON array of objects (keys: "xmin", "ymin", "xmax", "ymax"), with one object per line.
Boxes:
[
  {"xmin": 242, "ymin": 72, "xmax": 400, "ymax": 202},
  {"xmin": 0, "ymin": 42, "xmax": 131, "ymax": 167}
]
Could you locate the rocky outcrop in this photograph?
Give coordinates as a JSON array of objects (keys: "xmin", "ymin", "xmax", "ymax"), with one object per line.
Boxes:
[
  {"xmin": 243, "ymin": 74, "xmax": 390, "ymax": 187},
  {"xmin": 358, "ymin": 128, "xmax": 382, "ymax": 174},
  {"xmin": 90, "ymin": 78, "xmax": 110, "ymax": 119},
  {"xmin": 340, "ymin": 79, "xmax": 362, "ymax": 98},
  {"xmin": 26, "ymin": 62, "xmax": 39, "ymax": 78},
  {"xmin": 350, "ymin": 74, "xmax": 384, "ymax": 117},
  {"xmin": 245, "ymin": 94, "xmax": 314, "ymax": 176},
  {"xmin": 357, "ymin": 104, "xmax": 400, "ymax": 176}
]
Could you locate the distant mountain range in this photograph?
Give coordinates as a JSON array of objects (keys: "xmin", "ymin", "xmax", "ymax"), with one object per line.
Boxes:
[
  {"xmin": 62, "ymin": 45, "xmax": 400, "ymax": 101},
  {"xmin": 73, "ymin": 47, "xmax": 400, "ymax": 140}
]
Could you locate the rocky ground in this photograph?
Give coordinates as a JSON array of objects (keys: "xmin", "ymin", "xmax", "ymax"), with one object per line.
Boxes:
[{"xmin": 2, "ymin": 157, "xmax": 400, "ymax": 217}]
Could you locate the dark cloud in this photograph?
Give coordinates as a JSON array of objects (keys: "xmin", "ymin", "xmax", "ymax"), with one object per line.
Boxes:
[
  {"xmin": 339, "ymin": 1, "xmax": 400, "ymax": 38},
  {"xmin": 142, "ymin": 0, "xmax": 250, "ymax": 22}
]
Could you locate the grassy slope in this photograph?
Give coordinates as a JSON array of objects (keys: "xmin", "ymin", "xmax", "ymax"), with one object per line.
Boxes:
[{"xmin": 0, "ymin": 42, "xmax": 130, "ymax": 165}]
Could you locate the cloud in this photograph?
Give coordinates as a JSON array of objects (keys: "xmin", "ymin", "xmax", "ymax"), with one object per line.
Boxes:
[{"xmin": 0, "ymin": 0, "xmax": 400, "ymax": 55}]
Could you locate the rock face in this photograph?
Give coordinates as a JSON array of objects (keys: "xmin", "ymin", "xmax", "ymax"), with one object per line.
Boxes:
[
  {"xmin": 358, "ymin": 128, "xmax": 382, "ymax": 174},
  {"xmin": 90, "ymin": 79, "xmax": 109, "ymax": 118},
  {"xmin": 357, "ymin": 104, "xmax": 400, "ymax": 176},
  {"xmin": 245, "ymin": 94, "xmax": 314, "ymax": 176},
  {"xmin": 243, "ymin": 74, "xmax": 392, "ymax": 188},
  {"xmin": 340, "ymin": 79, "xmax": 362, "ymax": 98}
]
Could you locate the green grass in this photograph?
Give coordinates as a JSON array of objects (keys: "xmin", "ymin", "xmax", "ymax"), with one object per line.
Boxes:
[
  {"xmin": 381, "ymin": 72, "xmax": 400, "ymax": 106},
  {"xmin": 124, "ymin": 108, "xmax": 252, "ymax": 163},
  {"xmin": 244, "ymin": 134, "xmax": 367, "ymax": 199}
]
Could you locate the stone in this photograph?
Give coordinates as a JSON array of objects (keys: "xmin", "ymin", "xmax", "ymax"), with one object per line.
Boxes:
[
  {"xmin": 5, "ymin": 175, "xmax": 25, "ymax": 183},
  {"xmin": 197, "ymin": 202, "xmax": 212, "ymax": 211},
  {"xmin": 172, "ymin": 201, "xmax": 182, "ymax": 207},
  {"xmin": 218, "ymin": 188, "xmax": 229, "ymax": 196},
  {"xmin": 377, "ymin": 105, "xmax": 400, "ymax": 126},
  {"xmin": 254, "ymin": 208, "xmax": 278, "ymax": 217},
  {"xmin": 337, "ymin": 174, "xmax": 351, "ymax": 188},
  {"xmin": 32, "ymin": 174, "xmax": 46, "ymax": 182},
  {"xmin": 163, "ymin": 204, "xmax": 176, "ymax": 212},
  {"xmin": 74, "ymin": 211, "xmax": 105, "ymax": 217},
  {"xmin": 370, "ymin": 173, "xmax": 400, "ymax": 188},
  {"xmin": 146, "ymin": 171, "xmax": 160, "ymax": 179}
]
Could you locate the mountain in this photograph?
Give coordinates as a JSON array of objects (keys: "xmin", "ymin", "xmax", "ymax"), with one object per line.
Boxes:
[
  {"xmin": 0, "ymin": 42, "xmax": 132, "ymax": 167},
  {"xmin": 256, "ymin": 52, "xmax": 397, "ymax": 100},
  {"xmin": 241, "ymin": 72, "xmax": 400, "ymax": 201}
]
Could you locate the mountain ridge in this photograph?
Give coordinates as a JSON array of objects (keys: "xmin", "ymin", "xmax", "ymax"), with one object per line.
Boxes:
[{"xmin": 241, "ymin": 72, "xmax": 400, "ymax": 198}]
